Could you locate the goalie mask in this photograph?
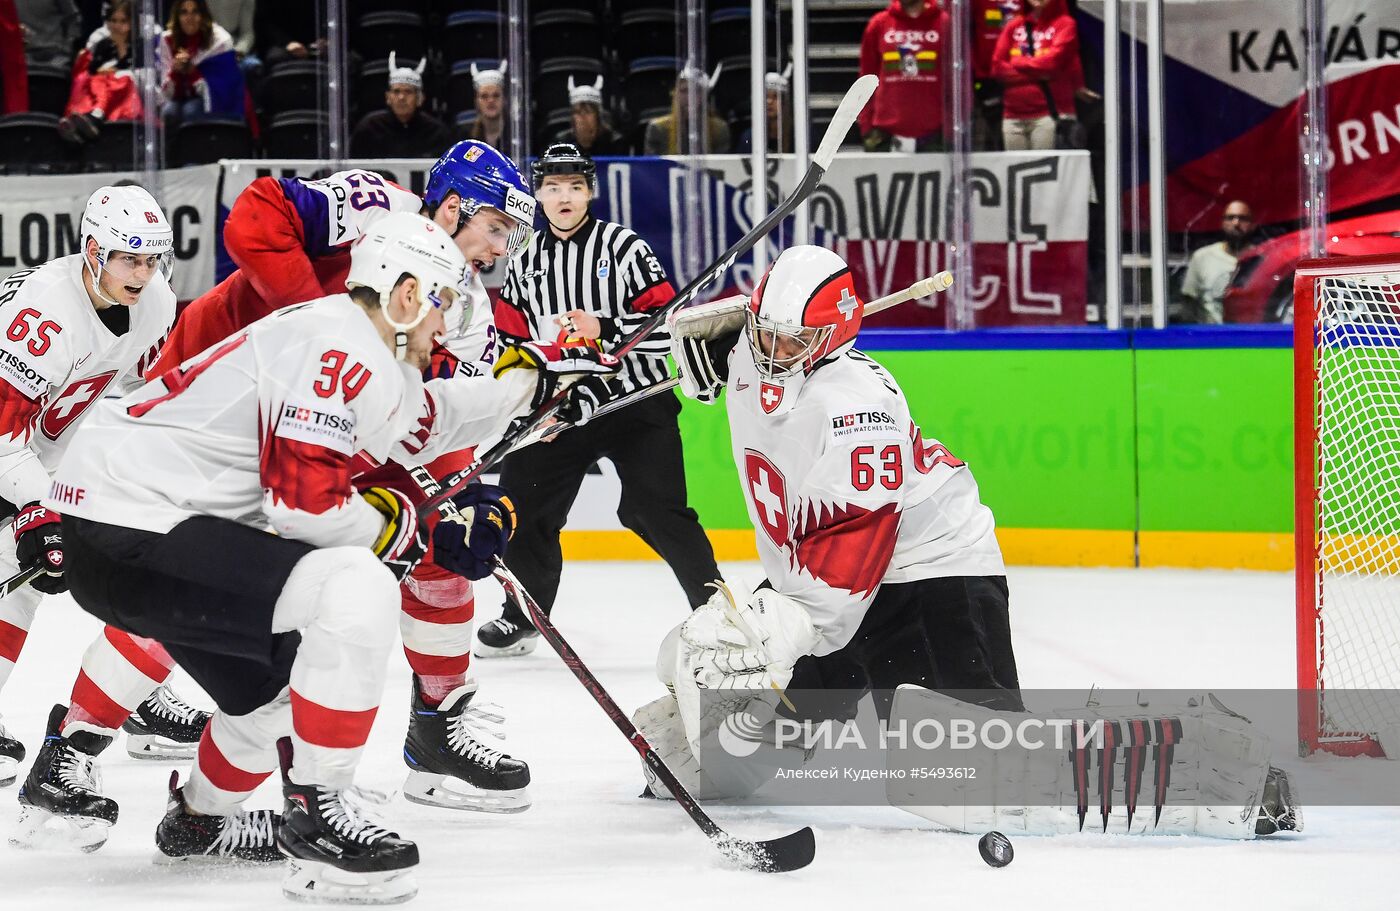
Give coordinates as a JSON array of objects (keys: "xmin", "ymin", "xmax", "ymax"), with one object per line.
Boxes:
[
  {"xmin": 346, "ymin": 212, "xmax": 469, "ymax": 361},
  {"xmin": 744, "ymin": 246, "xmax": 863, "ymax": 415}
]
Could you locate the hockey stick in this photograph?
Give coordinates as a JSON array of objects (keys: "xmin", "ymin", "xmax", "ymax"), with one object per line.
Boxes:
[
  {"xmin": 0, "ymin": 565, "xmax": 43, "ymax": 598},
  {"xmin": 491, "ymin": 557, "xmax": 816, "ymax": 873},
  {"xmin": 509, "ymin": 271, "xmax": 956, "ymax": 449},
  {"xmin": 415, "ymin": 74, "xmax": 880, "ymax": 524}
]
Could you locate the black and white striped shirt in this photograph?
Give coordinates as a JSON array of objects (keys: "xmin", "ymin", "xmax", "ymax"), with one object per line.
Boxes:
[{"xmin": 494, "ymin": 215, "xmax": 674, "ymax": 397}]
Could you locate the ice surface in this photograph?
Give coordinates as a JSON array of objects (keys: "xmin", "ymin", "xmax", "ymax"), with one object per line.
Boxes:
[{"xmin": 0, "ymin": 563, "xmax": 1394, "ymax": 910}]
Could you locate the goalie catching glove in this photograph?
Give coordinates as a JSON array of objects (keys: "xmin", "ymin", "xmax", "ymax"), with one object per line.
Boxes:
[
  {"xmin": 361, "ymin": 487, "xmax": 426, "ymax": 581},
  {"xmin": 667, "ymin": 295, "xmax": 748, "ymax": 403},
  {"xmin": 431, "ymin": 483, "xmax": 517, "ymax": 580},
  {"xmin": 493, "ymin": 340, "xmax": 620, "ymax": 426}
]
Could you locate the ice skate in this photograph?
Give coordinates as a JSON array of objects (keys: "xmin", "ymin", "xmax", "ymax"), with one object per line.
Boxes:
[
  {"xmin": 155, "ymin": 771, "xmax": 282, "ymax": 864},
  {"xmin": 277, "ymin": 740, "xmax": 419, "ymax": 904},
  {"xmin": 402, "ymin": 679, "xmax": 531, "ymax": 813},
  {"xmin": 474, "ymin": 617, "xmax": 538, "ymax": 658},
  {"xmin": 1255, "ymin": 766, "xmax": 1303, "ymax": 836},
  {"xmin": 122, "ymin": 683, "xmax": 212, "ymax": 760},
  {"xmin": 12, "ymin": 704, "xmax": 118, "ymax": 852},
  {"xmin": 0, "ymin": 716, "xmax": 24, "ymax": 787}
]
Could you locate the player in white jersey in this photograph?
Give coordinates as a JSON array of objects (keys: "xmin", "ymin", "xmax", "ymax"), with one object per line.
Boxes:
[
  {"xmin": 630, "ymin": 245, "xmax": 1021, "ymax": 800},
  {"xmin": 0, "ymin": 187, "xmax": 216, "ymax": 847},
  {"xmin": 44, "ymin": 212, "xmax": 583, "ymax": 900}
]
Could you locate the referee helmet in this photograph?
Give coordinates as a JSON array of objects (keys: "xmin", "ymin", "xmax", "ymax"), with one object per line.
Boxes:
[{"xmin": 532, "ymin": 143, "xmax": 597, "ymax": 194}]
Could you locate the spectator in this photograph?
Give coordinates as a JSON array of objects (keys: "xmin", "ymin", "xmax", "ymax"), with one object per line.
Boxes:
[
  {"xmin": 256, "ymin": 4, "xmax": 322, "ymax": 70},
  {"xmin": 58, "ymin": 0, "xmax": 140, "ymax": 144},
  {"xmin": 156, "ymin": 0, "xmax": 246, "ymax": 128},
  {"xmin": 15, "ymin": 0, "xmax": 79, "ymax": 68},
  {"xmin": 552, "ymin": 75, "xmax": 627, "ymax": 156},
  {"xmin": 972, "ymin": 0, "xmax": 1014, "ymax": 150},
  {"xmin": 207, "ymin": 0, "xmax": 259, "ymax": 76},
  {"xmin": 350, "ymin": 52, "xmax": 448, "ymax": 159},
  {"xmin": 1180, "ymin": 200, "xmax": 1256, "ymax": 325},
  {"xmin": 991, "ymin": 0, "xmax": 1084, "ymax": 151},
  {"xmin": 858, "ymin": 0, "xmax": 949, "ymax": 152},
  {"xmin": 737, "ymin": 63, "xmax": 794, "ymax": 154},
  {"xmin": 0, "ymin": 0, "xmax": 27, "ymax": 114},
  {"xmin": 460, "ymin": 59, "xmax": 509, "ymax": 150},
  {"xmin": 643, "ymin": 66, "xmax": 729, "ymax": 155}
]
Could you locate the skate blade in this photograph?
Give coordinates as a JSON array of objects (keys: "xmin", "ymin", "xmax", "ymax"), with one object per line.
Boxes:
[
  {"xmin": 402, "ymin": 772, "xmax": 531, "ymax": 814},
  {"xmin": 283, "ymin": 859, "xmax": 417, "ymax": 905},
  {"xmin": 0, "ymin": 757, "xmax": 17, "ymax": 788},
  {"xmin": 9, "ymin": 805, "xmax": 113, "ymax": 853},
  {"xmin": 473, "ymin": 637, "xmax": 538, "ymax": 659},
  {"xmin": 124, "ymin": 733, "xmax": 199, "ymax": 761}
]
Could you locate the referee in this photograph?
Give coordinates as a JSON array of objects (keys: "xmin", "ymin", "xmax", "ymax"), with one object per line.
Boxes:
[{"xmin": 477, "ymin": 143, "xmax": 721, "ymax": 657}]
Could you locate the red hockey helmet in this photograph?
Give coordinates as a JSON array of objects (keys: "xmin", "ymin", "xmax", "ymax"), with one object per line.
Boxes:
[{"xmin": 746, "ymin": 245, "xmax": 863, "ymax": 379}]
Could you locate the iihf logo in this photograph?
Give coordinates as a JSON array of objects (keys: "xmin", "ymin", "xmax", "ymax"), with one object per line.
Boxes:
[{"xmin": 596, "ymin": 257, "xmax": 610, "ymax": 279}]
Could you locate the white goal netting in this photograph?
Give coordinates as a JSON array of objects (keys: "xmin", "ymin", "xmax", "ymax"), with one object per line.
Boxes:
[{"xmin": 1309, "ymin": 266, "xmax": 1400, "ymax": 746}]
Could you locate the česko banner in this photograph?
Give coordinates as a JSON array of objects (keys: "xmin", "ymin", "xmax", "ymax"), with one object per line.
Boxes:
[{"xmin": 0, "ymin": 165, "xmax": 219, "ymax": 300}]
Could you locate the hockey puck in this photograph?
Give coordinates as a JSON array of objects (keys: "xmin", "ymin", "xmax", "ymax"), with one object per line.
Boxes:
[{"xmin": 978, "ymin": 831, "xmax": 1013, "ymax": 867}]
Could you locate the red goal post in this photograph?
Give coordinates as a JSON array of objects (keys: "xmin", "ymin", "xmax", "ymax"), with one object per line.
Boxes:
[{"xmin": 1295, "ymin": 253, "xmax": 1400, "ymax": 758}]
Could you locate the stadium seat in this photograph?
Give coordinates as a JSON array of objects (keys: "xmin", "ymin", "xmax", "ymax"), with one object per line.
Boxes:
[
  {"xmin": 710, "ymin": 56, "xmax": 754, "ymax": 119},
  {"xmin": 531, "ymin": 11, "xmax": 601, "ymax": 63},
  {"xmin": 263, "ymin": 110, "xmax": 327, "ymax": 159},
  {"xmin": 170, "ymin": 119, "xmax": 254, "ymax": 167},
  {"xmin": 536, "ymin": 106, "xmax": 573, "ymax": 148},
  {"xmin": 26, "ymin": 63, "xmax": 71, "ymax": 116},
  {"xmin": 354, "ymin": 12, "xmax": 427, "ymax": 61},
  {"xmin": 534, "ymin": 57, "xmax": 604, "ymax": 119},
  {"xmin": 0, "ymin": 113, "xmax": 67, "ymax": 175},
  {"xmin": 628, "ymin": 105, "xmax": 669, "ymax": 153},
  {"xmin": 809, "ymin": 61, "xmax": 860, "ymax": 96},
  {"xmin": 707, "ymin": 8, "xmax": 779, "ymax": 64},
  {"xmin": 616, "ymin": 11, "xmax": 680, "ymax": 67},
  {"xmin": 260, "ymin": 61, "xmax": 325, "ymax": 117},
  {"xmin": 624, "ymin": 57, "xmax": 680, "ymax": 123},
  {"xmin": 350, "ymin": 0, "xmax": 428, "ymax": 17},
  {"xmin": 610, "ymin": 0, "xmax": 676, "ymax": 16},
  {"xmin": 444, "ymin": 12, "xmax": 505, "ymax": 64},
  {"xmin": 82, "ymin": 120, "xmax": 138, "ymax": 172}
]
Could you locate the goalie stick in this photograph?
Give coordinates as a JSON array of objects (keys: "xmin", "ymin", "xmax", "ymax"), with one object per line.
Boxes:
[
  {"xmin": 492, "ymin": 557, "xmax": 817, "ymax": 873},
  {"xmin": 415, "ymin": 74, "xmax": 880, "ymax": 525},
  {"xmin": 510, "ymin": 271, "xmax": 957, "ymax": 448}
]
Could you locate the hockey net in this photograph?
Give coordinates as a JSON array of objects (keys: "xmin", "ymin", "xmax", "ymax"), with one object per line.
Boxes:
[{"xmin": 1296, "ymin": 254, "xmax": 1400, "ymax": 757}]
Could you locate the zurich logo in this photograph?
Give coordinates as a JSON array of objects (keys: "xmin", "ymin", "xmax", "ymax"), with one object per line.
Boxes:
[{"xmin": 129, "ymin": 236, "xmax": 142, "ymax": 249}]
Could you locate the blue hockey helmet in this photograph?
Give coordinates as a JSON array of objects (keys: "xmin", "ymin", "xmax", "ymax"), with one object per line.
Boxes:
[{"xmin": 424, "ymin": 140, "xmax": 536, "ymax": 256}]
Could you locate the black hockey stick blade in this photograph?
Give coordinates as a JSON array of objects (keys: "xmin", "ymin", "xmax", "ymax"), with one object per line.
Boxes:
[
  {"xmin": 713, "ymin": 827, "xmax": 816, "ymax": 874},
  {"xmin": 417, "ymin": 76, "xmax": 879, "ymax": 521}
]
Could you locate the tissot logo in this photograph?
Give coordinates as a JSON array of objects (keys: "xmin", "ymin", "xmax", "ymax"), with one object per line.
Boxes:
[
  {"xmin": 831, "ymin": 411, "xmax": 896, "ymax": 430},
  {"xmin": 282, "ymin": 403, "xmax": 354, "ymax": 433}
]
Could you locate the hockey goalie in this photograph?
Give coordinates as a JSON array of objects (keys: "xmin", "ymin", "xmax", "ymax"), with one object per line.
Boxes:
[{"xmin": 629, "ymin": 245, "xmax": 1300, "ymax": 841}]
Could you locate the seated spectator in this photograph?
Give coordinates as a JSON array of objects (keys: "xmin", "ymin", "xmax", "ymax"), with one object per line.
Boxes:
[
  {"xmin": 157, "ymin": 0, "xmax": 246, "ymax": 128},
  {"xmin": 644, "ymin": 66, "xmax": 730, "ymax": 155},
  {"xmin": 1180, "ymin": 200, "xmax": 1256, "ymax": 325},
  {"xmin": 207, "ymin": 0, "xmax": 259, "ymax": 77},
  {"xmin": 858, "ymin": 0, "xmax": 948, "ymax": 152},
  {"xmin": 991, "ymin": 0, "xmax": 1084, "ymax": 151},
  {"xmin": 58, "ymin": 0, "xmax": 140, "ymax": 144},
  {"xmin": 460, "ymin": 60, "xmax": 509, "ymax": 151},
  {"xmin": 1, "ymin": 0, "xmax": 27, "ymax": 115},
  {"xmin": 350, "ymin": 52, "xmax": 448, "ymax": 159},
  {"xmin": 256, "ymin": 3, "xmax": 322, "ymax": 69},
  {"xmin": 16, "ymin": 0, "xmax": 79, "ymax": 68},
  {"xmin": 737, "ymin": 63, "xmax": 794, "ymax": 154},
  {"xmin": 553, "ymin": 75, "xmax": 627, "ymax": 156}
]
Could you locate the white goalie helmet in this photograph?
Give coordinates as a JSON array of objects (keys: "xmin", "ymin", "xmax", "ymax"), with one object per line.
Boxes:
[
  {"xmin": 744, "ymin": 245, "xmax": 863, "ymax": 416},
  {"xmin": 82, "ymin": 185, "xmax": 175, "ymax": 295},
  {"xmin": 346, "ymin": 212, "xmax": 469, "ymax": 358}
]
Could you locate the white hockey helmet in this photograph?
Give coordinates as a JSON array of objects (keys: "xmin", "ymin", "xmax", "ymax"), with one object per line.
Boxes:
[
  {"xmin": 81, "ymin": 185, "xmax": 175, "ymax": 290},
  {"xmin": 746, "ymin": 245, "xmax": 863, "ymax": 382},
  {"xmin": 346, "ymin": 212, "xmax": 469, "ymax": 359}
]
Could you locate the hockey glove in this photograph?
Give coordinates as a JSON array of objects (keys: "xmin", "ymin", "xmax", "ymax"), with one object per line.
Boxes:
[
  {"xmin": 679, "ymin": 585, "xmax": 820, "ymax": 694},
  {"xmin": 432, "ymin": 483, "xmax": 517, "ymax": 581},
  {"xmin": 668, "ymin": 295, "xmax": 747, "ymax": 403},
  {"xmin": 362, "ymin": 487, "xmax": 426, "ymax": 582},
  {"xmin": 13, "ymin": 502, "xmax": 66, "ymax": 595}
]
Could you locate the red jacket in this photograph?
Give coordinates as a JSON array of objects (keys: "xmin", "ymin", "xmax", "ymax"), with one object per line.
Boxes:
[
  {"xmin": 973, "ymin": 0, "xmax": 1016, "ymax": 81},
  {"xmin": 0, "ymin": 0, "xmax": 27, "ymax": 114},
  {"xmin": 858, "ymin": 1, "xmax": 949, "ymax": 139},
  {"xmin": 991, "ymin": 0, "xmax": 1083, "ymax": 121}
]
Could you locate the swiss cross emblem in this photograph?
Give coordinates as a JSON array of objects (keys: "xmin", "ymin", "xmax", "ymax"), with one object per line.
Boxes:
[
  {"xmin": 41, "ymin": 371, "xmax": 117, "ymax": 441},
  {"xmin": 759, "ymin": 382, "xmax": 784, "ymax": 414},
  {"xmin": 743, "ymin": 450, "xmax": 789, "ymax": 548},
  {"xmin": 297, "ymin": 407, "xmax": 311, "ymax": 421},
  {"xmin": 836, "ymin": 287, "xmax": 859, "ymax": 321}
]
